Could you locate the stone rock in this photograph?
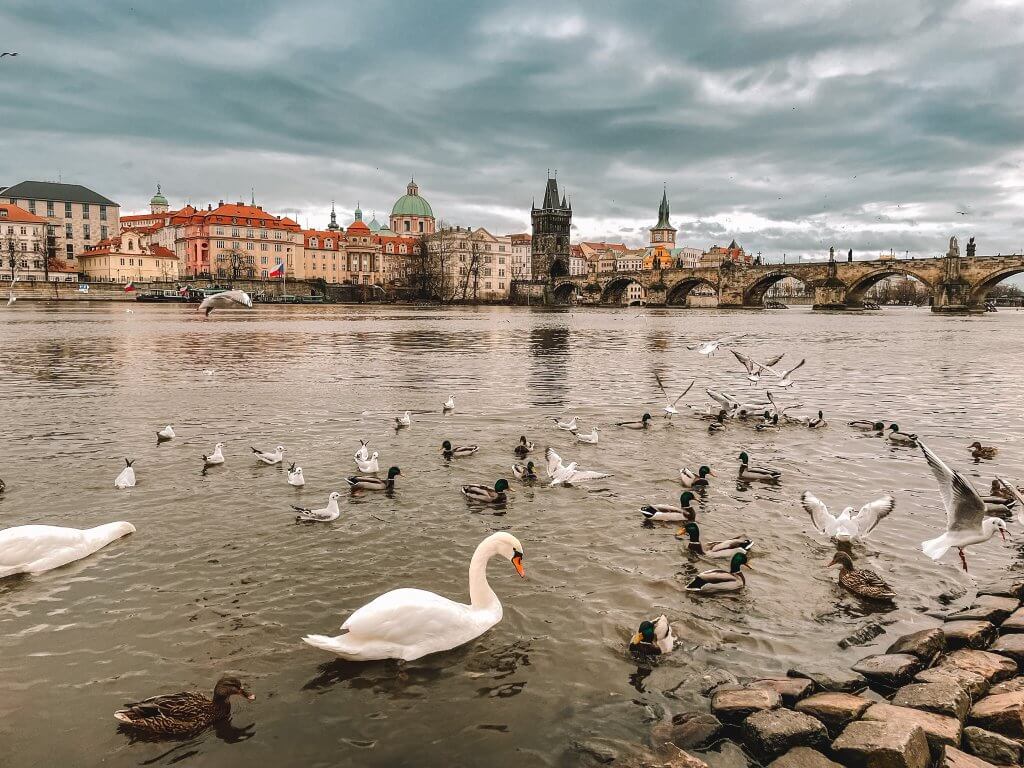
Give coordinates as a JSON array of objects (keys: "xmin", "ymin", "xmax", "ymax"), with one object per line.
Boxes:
[
  {"xmin": 787, "ymin": 666, "xmax": 867, "ymax": 694},
  {"xmin": 887, "ymin": 627, "xmax": 946, "ymax": 662},
  {"xmin": 1001, "ymin": 608, "xmax": 1024, "ymax": 633},
  {"xmin": 572, "ymin": 740, "xmax": 617, "ymax": 764},
  {"xmin": 989, "ymin": 634, "xmax": 1024, "ymax": 665},
  {"xmin": 969, "ymin": 690, "xmax": 1024, "ymax": 738},
  {"xmin": 794, "ymin": 692, "xmax": 872, "ymax": 736},
  {"xmin": 766, "ymin": 747, "xmax": 843, "ymax": 768},
  {"xmin": 938, "ymin": 650, "xmax": 1018, "ymax": 684},
  {"xmin": 852, "ymin": 653, "xmax": 923, "ymax": 688},
  {"xmin": 710, "ymin": 687, "xmax": 781, "ymax": 724},
  {"xmin": 652, "ymin": 712, "xmax": 722, "ymax": 750},
  {"xmin": 620, "ymin": 746, "xmax": 710, "ymax": 768},
  {"xmin": 892, "ymin": 681, "xmax": 971, "ymax": 721},
  {"xmin": 944, "ymin": 621, "xmax": 999, "ymax": 650},
  {"xmin": 832, "ymin": 719, "xmax": 930, "ymax": 768},
  {"xmin": 941, "ymin": 745, "xmax": 1000, "ymax": 767},
  {"xmin": 949, "ymin": 596, "xmax": 1021, "ymax": 626},
  {"xmin": 839, "ymin": 622, "xmax": 886, "ymax": 649},
  {"xmin": 748, "ymin": 677, "xmax": 814, "ymax": 706},
  {"xmin": 977, "ymin": 578, "xmax": 1024, "ymax": 601},
  {"xmin": 914, "ymin": 666, "xmax": 990, "ymax": 701},
  {"xmin": 962, "ymin": 725, "xmax": 1024, "ymax": 765},
  {"xmin": 863, "ymin": 702, "xmax": 962, "ymax": 755},
  {"xmin": 698, "ymin": 668, "xmax": 738, "ymax": 696},
  {"xmin": 743, "ymin": 708, "xmax": 828, "ymax": 760},
  {"xmin": 989, "ymin": 676, "xmax": 1024, "ymax": 695}
]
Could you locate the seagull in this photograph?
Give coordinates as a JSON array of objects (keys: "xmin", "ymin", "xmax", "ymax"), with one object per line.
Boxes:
[
  {"xmin": 801, "ymin": 492, "xmax": 895, "ymax": 543},
  {"xmin": 0, "ymin": 53, "xmax": 17, "ymax": 58},
  {"xmin": 395, "ymin": 411, "xmax": 412, "ymax": 428},
  {"xmin": 552, "ymin": 416, "xmax": 578, "ymax": 432},
  {"xmin": 575, "ymin": 427, "xmax": 600, "ymax": 444},
  {"xmin": 731, "ymin": 350, "xmax": 785, "ymax": 385},
  {"xmin": 203, "ymin": 369, "xmax": 215, "ymax": 376},
  {"xmin": 919, "ymin": 441, "xmax": 1008, "ymax": 573},
  {"xmin": 287, "ymin": 463, "xmax": 305, "ymax": 487},
  {"xmin": 354, "ymin": 440, "xmax": 370, "ymax": 463},
  {"xmin": 125, "ymin": 308, "xmax": 134, "ymax": 314},
  {"xmin": 114, "ymin": 459, "xmax": 136, "ymax": 489},
  {"xmin": 156, "ymin": 425, "xmax": 175, "ymax": 442},
  {"xmin": 443, "ymin": 395, "xmax": 455, "ymax": 412},
  {"xmin": 689, "ymin": 334, "xmax": 744, "ymax": 356},
  {"xmin": 763, "ymin": 358, "xmax": 806, "ymax": 388},
  {"xmin": 654, "ymin": 373, "xmax": 694, "ymax": 418},
  {"xmin": 995, "ymin": 478, "xmax": 1024, "ymax": 526},
  {"xmin": 198, "ymin": 289, "xmax": 252, "ymax": 317},
  {"xmin": 252, "ymin": 445, "xmax": 285, "ymax": 465},
  {"xmin": 356, "ymin": 451, "xmax": 380, "ymax": 472},
  {"xmin": 202, "ymin": 443, "xmax": 225, "ymax": 467},
  {"xmin": 293, "ymin": 492, "xmax": 342, "ymax": 523},
  {"xmin": 545, "ymin": 447, "xmax": 611, "ymax": 486}
]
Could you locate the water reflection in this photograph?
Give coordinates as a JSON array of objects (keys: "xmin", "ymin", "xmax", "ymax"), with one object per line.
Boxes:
[{"xmin": 528, "ymin": 325, "xmax": 570, "ymax": 408}]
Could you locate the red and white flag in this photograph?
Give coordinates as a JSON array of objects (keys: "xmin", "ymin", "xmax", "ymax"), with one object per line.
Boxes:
[{"xmin": 124, "ymin": 281, "xmax": 136, "ymax": 293}]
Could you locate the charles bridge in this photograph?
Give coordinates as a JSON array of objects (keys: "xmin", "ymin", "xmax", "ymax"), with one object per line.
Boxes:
[{"xmin": 545, "ymin": 238, "xmax": 1024, "ymax": 312}]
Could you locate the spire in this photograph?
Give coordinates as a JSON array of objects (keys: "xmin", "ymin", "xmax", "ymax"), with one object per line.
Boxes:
[
  {"xmin": 542, "ymin": 177, "xmax": 560, "ymax": 209},
  {"xmin": 328, "ymin": 200, "xmax": 339, "ymax": 231},
  {"xmin": 250, "ymin": 187, "xmax": 255, "ymax": 206},
  {"xmin": 156, "ymin": 183, "xmax": 161, "ymax": 195},
  {"xmin": 655, "ymin": 186, "xmax": 672, "ymax": 229},
  {"xmin": 354, "ymin": 201, "xmax": 362, "ymax": 222},
  {"xmin": 407, "ymin": 177, "xmax": 418, "ymax": 196}
]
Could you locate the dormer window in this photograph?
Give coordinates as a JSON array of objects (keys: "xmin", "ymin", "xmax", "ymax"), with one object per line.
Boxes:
[{"xmin": 325, "ymin": 239, "xmax": 332, "ymax": 248}]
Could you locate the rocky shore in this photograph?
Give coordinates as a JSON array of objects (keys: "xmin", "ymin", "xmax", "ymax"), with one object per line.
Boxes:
[{"xmin": 615, "ymin": 577, "xmax": 1024, "ymax": 767}]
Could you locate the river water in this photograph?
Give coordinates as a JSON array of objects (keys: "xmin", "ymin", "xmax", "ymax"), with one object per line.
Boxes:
[{"xmin": 1, "ymin": 303, "xmax": 1022, "ymax": 767}]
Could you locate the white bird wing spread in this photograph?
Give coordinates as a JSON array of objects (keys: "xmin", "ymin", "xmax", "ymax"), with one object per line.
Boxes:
[
  {"xmin": 996, "ymin": 477, "xmax": 1024, "ymax": 525},
  {"xmin": 763, "ymin": 353, "xmax": 785, "ymax": 368},
  {"xmin": 706, "ymin": 389, "xmax": 738, "ymax": 408},
  {"xmin": 341, "ymin": 588, "xmax": 477, "ymax": 644},
  {"xmin": 782, "ymin": 358, "xmax": 806, "ymax": 377},
  {"xmin": 545, "ymin": 447, "xmax": 563, "ymax": 478},
  {"xmin": 800, "ymin": 492, "xmax": 838, "ymax": 535},
  {"xmin": 671, "ymin": 380, "xmax": 695, "ymax": 407},
  {"xmin": 920, "ymin": 441, "xmax": 985, "ymax": 532},
  {"xmin": 566, "ymin": 468, "xmax": 611, "ymax": 483},
  {"xmin": 851, "ymin": 495, "xmax": 895, "ymax": 537},
  {"xmin": 0, "ymin": 525, "xmax": 87, "ymax": 572},
  {"xmin": 731, "ymin": 349, "xmax": 756, "ymax": 374}
]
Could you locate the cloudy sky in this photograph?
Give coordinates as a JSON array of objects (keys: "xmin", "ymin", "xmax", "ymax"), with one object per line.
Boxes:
[{"xmin": 2, "ymin": 0, "xmax": 1023, "ymax": 262}]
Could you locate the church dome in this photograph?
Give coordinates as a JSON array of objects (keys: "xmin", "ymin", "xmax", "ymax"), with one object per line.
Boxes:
[
  {"xmin": 391, "ymin": 178, "xmax": 434, "ymax": 218},
  {"xmin": 150, "ymin": 184, "xmax": 168, "ymax": 207}
]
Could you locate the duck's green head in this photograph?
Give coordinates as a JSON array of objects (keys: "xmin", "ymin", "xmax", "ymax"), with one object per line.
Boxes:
[
  {"xmin": 730, "ymin": 551, "xmax": 750, "ymax": 573},
  {"xmin": 635, "ymin": 620, "xmax": 656, "ymax": 644},
  {"xmin": 763, "ymin": 411, "xmax": 770, "ymax": 419},
  {"xmin": 818, "ymin": 410, "xmax": 824, "ymax": 418},
  {"xmin": 495, "ymin": 478, "xmax": 510, "ymax": 492},
  {"xmin": 739, "ymin": 451, "xmax": 749, "ymax": 464},
  {"xmin": 680, "ymin": 491, "xmax": 696, "ymax": 506},
  {"xmin": 698, "ymin": 465, "xmax": 713, "ymax": 477},
  {"xmin": 680, "ymin": 521, "xmax": 699, "ymax": 540},
  {"xmin": 642, "ymin": 413, "xmax": 652, "ymax": 422},
  {"xmin": 387, "ymin": 466, "xmax": 402, "ymax": 479},
  {"xmin": 889, "ymin": 423, "xmax": 899, "ymax": 432},
  {"xmin": 873, "ymin": 421, "xmax": 884, "ymax": 430},
  {"xmin": 526, "ymin": 461, "xmax": 535, "ymax": 470},
  {"xmin": 442, "ymin": 440, "xmax": 452, "ymax": 450}
]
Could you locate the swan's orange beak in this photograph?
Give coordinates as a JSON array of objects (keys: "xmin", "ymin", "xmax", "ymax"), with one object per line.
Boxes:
[{"xmin": 512, "ymin": 554, "xmax": 525, "ymax": 578}]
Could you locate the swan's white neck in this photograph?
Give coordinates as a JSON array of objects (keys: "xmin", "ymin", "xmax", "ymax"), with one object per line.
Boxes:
[
  {"xmin": 468, "ymin": 540, "xmax": 501, "ymax": 611},
  {"xmin": 86, "ymin": 522, "xmax": 135, "ymax": 546}
]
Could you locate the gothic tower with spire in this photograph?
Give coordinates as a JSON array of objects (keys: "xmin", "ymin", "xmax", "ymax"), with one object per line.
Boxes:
[
  {"xmin": 530, "ymin": 174, "xmax": 572, "ymax": 279},
  {"xmin": 650, "ymin": 188, "xmax": 676, "ymax": 247}
]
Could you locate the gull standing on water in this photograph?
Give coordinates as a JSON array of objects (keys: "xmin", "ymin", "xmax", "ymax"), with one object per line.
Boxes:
[
  {"xmin": 202, "ymin": 443, "xmax": 225, "ymax": 468},
  {"xmin": 198, "ymin": 289, "xmax": 252, "ymax": 317},
  {"xmin": 552, "ymin": 415, "xmax": 578, "ymax": 432},
  {"xmin": 354, "ymin": 440, "xmax": 370, "ymax": 463},
  {"xmin": 356, "ymin": 451, "xmax": 380, "ymax": 473},
  {"xmin": 252, "ymin": 445, "xmax": 285, "ymax": 465},
  {"xmin": 114, "ymin": 459, "xmax": 136, "ymax": 489},
  {"xmin": 287, "ymin": 463, "xmax": 305, "ymax": 487},
  {"xmin": 800, "ymin": 491, "xmax": 895, "ymax": 543},
  {"xmin": 293, "ymin": 492, "xmax": 343, "ymax": 523},
  {"xmin": 395, "ymin": 411, "xmax": 412, "ymax": 429},
  {"xmin": 443, "ymin": 395, "xmax": 455, "ymax": 412},
  {"xmin": 575, "ymin": 427, "xmax": 600, "ymax": 444},
  {"xmin": 919, "ymin": 441, "xmax": 1009, "ymax": 572}
]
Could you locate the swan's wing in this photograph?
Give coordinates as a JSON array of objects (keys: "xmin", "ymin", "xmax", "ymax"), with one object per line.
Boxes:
[
  {"xmin": 545, "ymin": 447, "xmax": 563, "ymax": 478},
  {"xmin": 340, "ymin": 588, "xmax": 474, "ymax": 643},
  {"xmin": 0, "ymin": 525, "xmax": 86, "ymax": 571},
  {"xmin": 800, "ymin": 492, "xmax": 837, "ymax": 535},
  {"xmin": 920, "ymin": 441, "xmax": 985, "ymax": 532},
  {"xmin": 851, "ymin": 495, "xmax": 895, "ymax": 537},
  {"xmin": 671, "ymin": 380, "xmax": 695, "ymax": 407}
]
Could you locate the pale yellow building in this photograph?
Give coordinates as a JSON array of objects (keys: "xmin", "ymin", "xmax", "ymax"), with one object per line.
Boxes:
[{"xmin": 79, "ymin": 230, "xmax": 179, "ymax": 283}]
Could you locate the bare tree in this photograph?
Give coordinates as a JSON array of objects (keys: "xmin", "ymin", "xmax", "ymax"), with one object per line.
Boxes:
[{"xmin": 215, "ymin": 247, "xmax": 255, "ymax": 281}]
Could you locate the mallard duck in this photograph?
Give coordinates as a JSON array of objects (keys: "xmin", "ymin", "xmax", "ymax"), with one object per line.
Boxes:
[
  {"xmin": 514, "ymin": 436, "xmax": 535, "ymax": 457},
  {"xmin": 755, "ymin": 413, "xmax": 780, "ymax": 432},
  {"xmin": 685, "ymin": 552, "xmax": 751, "ymax": 593},
  {"xmin": 738, "ymin": 451, "xmax": 781, "ymax": 481},
  {"xmin": 641, "ymin": 491, "xmax": 697, "ymax": 522},
  {"xmin": 347, "ymin": 466, "xmax": 400, "ymax": 492},
  {"xmin": 827, "ymin": 551, "xmax": 895, "ymax": 602},
  {"xmin": 461, "ymin": 479, "xmax": 510, "ymax": 504},
  {"xmin": 680, "ymin": 465, "xmax": 715, "ymax": 488},
  {"xmin": 708, "ymin": 413, "xmax": 727, "ymax": 434},
  {"xmin": 849, "ymin": 420, "xmax": 885, "ymax": 432},
  {"xmin": 887, "ymin": 424, "xmax": 918, "ymax": 445},
  {"xmin": 629, "ymin": 615, "xmax": 675, "ymax": 656},
  {"xmin": 989, "ymin": 479, "xmax": 1013, "ymax": 501},
  {"xmin": 675, "ymin": 521, "xmax": 753, "ymax": 558},
  {"xmin": 512, "ymin": 461, "xmax": 537, "ymax": 481},
  {"xmin": 808, "ymin": 410, "xmax": 827, "ymax": 429},
  {"xmin": 968, "ymin": 441, "xmax": 997, "ymax": 460},
  {"xmin": 618, "ymin": 413, "xmax": 652, "ymax": 429},
  {"xmin": 202, "ymin": 443, "xmax": 225, "ymax": 468},
  {"xmin": 0, "ymin": 478, "xmax": 5, "ymax": 493},
  {"xmin": 156, "ymin": 425, "xmax": 175, "ymax": 442},
  {"xmin": 395, "ymin": 411, "xmax": 412, "ymax": 428},
  {"xmin": 442, "ymin": 440, "xmax": 479, "ymax": 460},
  {"xmin": 113, "ymin": 676, "xmax": 254, "ymax": 736}
]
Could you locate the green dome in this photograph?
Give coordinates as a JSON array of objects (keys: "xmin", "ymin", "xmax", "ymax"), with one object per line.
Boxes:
[
  {"xmin": 391, "ymin": 179, "xmax": 434, "ymax": 218},
  {"xmin": 150, "ymin": 184, "xmax": 168, "ymax": 206}
]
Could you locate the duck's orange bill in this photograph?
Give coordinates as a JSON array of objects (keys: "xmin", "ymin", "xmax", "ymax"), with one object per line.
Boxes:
[{"xmin": 512, "ymin": 554, "xmax": 525, "ymax": 578}]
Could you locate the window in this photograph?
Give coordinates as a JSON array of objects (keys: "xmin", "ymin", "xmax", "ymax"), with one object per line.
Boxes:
[
  {"xmin": 246, "ymin": 242, "xmax": 254, "ymax": 250},
  {"xmin": 100, "ymin": 225, "xmax": 108, "ymax": 240},
  {"xmin": 129, "ymin": 258, "xmax": 135, "ymax": 266},
  {"xmin": 27, "ymin": 200, "xmax": 36, "ymax": 214},
  {"xmin": 127, "ymin": 239, "xmax": 134, "ymax": 250},
  {"xmin": 260, "ymin": 256, "xmax": 268, "ymax": 265},
  {"xmin": 399, "ymin": 244, "xmax": 407, "ymax": 254},
  {"xmin": 274, "ymin": 244, "xmax": 282, "ymax": 252},
  {"xmin": 499, "ymin": 282, "xmax": 505, "ymax": 289},
  {"xmin": 309, "ymin": 237, "xmax": 318, "ymax": 248},
  {"xmin": 486, "ymin": 282, "xmax": 492, "ymax": 289},
  {"xmin": 231, "ymin": 228, "xmax": 239, "ymax": 237},
  {"xmin": 498, "ymin": 245, "xmax": 506, "ymax": 252},
  {"xmin": 386, "ymin": 243, "xmax": 393, "ymax": 253},
  {"xmin": 247, "ymin": 229, "xmax": 254, "ymax": 238},
  {"xmin": 260, "ymin": 243, "xmax": 268, "ymax": 251},
  {"xmin": 20, "ymin": 242, "xmax": 26, "ymax": 251},
  {"xmin": 65, "ymin": 223, "xmax": 73, "ymax": 238},
  {"xmin": 261, "ymin": 269, "xmax": 268, "ymax": 278},
  {"xmin": 274, "ymin": 231, "xmax": 282, "ymax": 239},
  {"xmin": 325, "ymin": 239, "xmax": 332, "ymax": 248},
  {"xmin": 84, "ymin": 224, "xmax": 91, "ymax": 240},
  {"xmin": 404, "ymin": 221, "xmax": 410, "ymax": 232},
  {"xmin": 215, "ymin": 227, "xmax": 224, "ymax": 236},
  {"xmin": 19, "ymin": 226, "xmax": 26, "ymax": 235},
  {"xmin": 46, "ymin": 202, "xmax": 54, "ymax": 217},
  {"xmin": 260, "ymin": 229, "xmax": 267, "ymax": 239},
  {"xmin": 499, "ymin": 257, "xmax": 505, "ymax": 264},
  {"xmin": 82, "ymin": 204, "xmax": 90, "ymax": 217},
  {"xmin": 100, "ymin": 206, "xmax": 107, "ymax": 221},
  {"xmin": 120, "ymin": 258, "xmax": 126, "ymax": 266},
  {"xmin": 65, "ymin": 202, "xmax": 72, "ymax": 218},
  {"xmin": 499, "ymin": 269, "xmax": 505, "ymax": 278},
  {"xmin": 66, "ymin": 244, "xmax": 74, "ymax": 258}
]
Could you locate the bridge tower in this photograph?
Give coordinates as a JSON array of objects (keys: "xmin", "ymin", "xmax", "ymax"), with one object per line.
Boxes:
[
  {"xmin": 531, "ymin": 175, "xmax": 572, "ymax": 280},
  {"xmin": 933, "ymin": 235, "xmax": 973, "ymax": 311}
]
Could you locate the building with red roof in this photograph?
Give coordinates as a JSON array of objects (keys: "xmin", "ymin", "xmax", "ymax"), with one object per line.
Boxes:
[{"xmin": 79, "ymin": 230, "xmax": 180, "ymax": 282}]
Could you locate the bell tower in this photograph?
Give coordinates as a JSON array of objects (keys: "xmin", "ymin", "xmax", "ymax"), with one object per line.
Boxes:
[{"xmin": 531, "ymin": 173, "xmax": 572, "ymax": 279}]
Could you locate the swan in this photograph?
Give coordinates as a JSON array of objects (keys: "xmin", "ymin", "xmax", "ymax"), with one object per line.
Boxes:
[
  {"xmin": 302, "ymin": 531, "xmax": 526, "ymax": 661},
  {"xmin": 0, "ymin": 522, "xmax": 136, "ymax": 578}
]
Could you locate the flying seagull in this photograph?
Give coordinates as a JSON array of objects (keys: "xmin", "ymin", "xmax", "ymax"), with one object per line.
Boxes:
[
  {"xmin": 654, "ymin": 373, "xmax": 694, "ymax": 418},
  {"xmin": 0, "ymin": 53, "xmax": 18, "ymax": 58},
  {"xmin": 198, "ymin": 289, "xmax": 252, "ymax": 316}
]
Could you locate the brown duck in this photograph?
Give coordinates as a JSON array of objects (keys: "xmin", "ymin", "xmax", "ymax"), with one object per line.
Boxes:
[
  {"xmin": 827, "ymin": 552, "xmax": 895, "ymax": 602},
  {"xmin": 114, "ymin": 676, "xmax": 254, "ymax": 735},
  {"xmin": 969, "ymin": 442, "xmax": 997, "ymax": 460}
]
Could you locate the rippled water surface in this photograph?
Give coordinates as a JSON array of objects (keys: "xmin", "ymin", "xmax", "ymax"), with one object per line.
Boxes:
[{"xmin": 2, "ymin": 303, "xmax": 1023, "ymax": 767}]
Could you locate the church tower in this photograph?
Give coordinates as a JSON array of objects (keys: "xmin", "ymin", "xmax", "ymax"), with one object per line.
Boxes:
[
  {"xmin": 649, "ymin": 187, "xmax": 676, "ymax": 247},
  {"xmin": 531, "ymin": 174, "xmax": 572, "ymax": 279}
]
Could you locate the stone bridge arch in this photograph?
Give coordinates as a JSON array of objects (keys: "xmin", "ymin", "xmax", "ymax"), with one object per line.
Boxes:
[
  {"xmin": 601, "ymin": 276, "xmax": 644, "ymax": 304},
  {"xmin": 846, "ymin": 267, "xmax": 934, "ymax": 304},
  {"xmin": 666, "ymin": 277, "xmax": 718, "ymax": 306},
  {"xmin": 742, "ymin": 271, "xmax": 815, "ymax": 306},
  {"xmin": 552, "ymin": 281, "xmax": 580, "ymax": 304},
  {"xmin": 969, "ymin": 266, "xmax": 1024, "ymax": 305}
]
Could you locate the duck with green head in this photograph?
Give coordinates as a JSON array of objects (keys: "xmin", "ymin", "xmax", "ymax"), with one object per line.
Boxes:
[
  {"xmin": 618, "ymin": 413, "xmax": 652, "ymax": 430},
  {"xmin": 442, "ymin": 440, "xmax": 479, "ymax": 460},
  {"xmin": 887, "ymin": 424, "xmax": 918, "ymax": 445},
  {"xmin": 686, "ymin": 551, "xmax": 751, "ymax": 593},
  {"xmin": 680, "ymin": 465, "xmax": 715, "ymax": 489},
  {"xmin": 512, "ymin": 461, "xmax": 537, "ymax": 481},
  {"xmin": 461, "ymin": 479, "xmax": 510, "ymax": 504},
  {"xmin": 849, "ymin": 419, "xmax": 885, "ymax": 433},
  {"xmin": 641, "ymin": 491, "xmax": 697, "ymax": 522},
  {"xmin": 347, "ymin": 466, "xmax": 401, "ymax": 492},
  {"xmin": 629, "ymin": 615, "xmax": 675, "ymax": 655},
  {"xmin": 738, "ymin": 451, "xmax": 781, "ymax": 481},
  {"xmin": 675, "ymin": 521, "xmax": 753, "ymax": 558}
]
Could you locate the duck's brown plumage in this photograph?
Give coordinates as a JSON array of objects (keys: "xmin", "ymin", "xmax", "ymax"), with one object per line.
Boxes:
[
  {"xmin": 828, "ymin": 552, "xmax": 895, "ymax": 602},
  {"xmin": 969, "ymin": 442, "xmax": 997, "ymax": 459},
  {"xmin": 114, "ymin": 676, "xmax": 253, "ymax": 735}
]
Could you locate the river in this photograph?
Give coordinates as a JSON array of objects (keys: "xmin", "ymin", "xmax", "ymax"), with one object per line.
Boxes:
[{"xmin": 1, "ymin": 303, "xmax": 1022, "ymax": 767}]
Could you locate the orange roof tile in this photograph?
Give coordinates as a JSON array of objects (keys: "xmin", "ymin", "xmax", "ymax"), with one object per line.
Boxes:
[{"xmin": 0, "ymin": 203, "xmax": 46, "ymax": 224}]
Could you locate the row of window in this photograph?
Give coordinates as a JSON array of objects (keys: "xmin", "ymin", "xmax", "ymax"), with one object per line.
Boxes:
[
  {"xmin": 22, "ymin": 200, "xmax": 110, "ymax": 221},
  {"xmin": 213, "ymin": 227, "xmax": 288, "ymax": 240}
]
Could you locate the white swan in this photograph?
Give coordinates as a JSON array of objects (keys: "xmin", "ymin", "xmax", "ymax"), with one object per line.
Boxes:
[
  {"xmin": 114, "ymin": 459, "xmax": 136, "ymax": 489},
  {"xmin": 356, "ymin": 451, "xmax": 380, "ymax": 473},
  {"xmin": 302, "ymin": 532, "xmax": 525, "ymax": 661},
  {"xmin": 0, "ymin": 522, "xmax": 136, "ymax": 578}
]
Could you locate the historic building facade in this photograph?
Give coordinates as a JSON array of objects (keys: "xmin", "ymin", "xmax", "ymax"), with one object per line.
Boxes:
[
  {"xmin": 390, "ymin": 179, "xmax": 435, "ymax": 237},
  {"xmin": 79, "ymin": 230, "xmax": 179, "ymax": 283},
  {"xmin": 644, "ymin": 189, "xmax": 676, "ymax": 270},
  {"xmin": 0, "ymin": 202, "xmax": 75, "ymax": 282},
  {"xmin": 531, "ymin": 176, "xmax": 572, "ymax": 278}
]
